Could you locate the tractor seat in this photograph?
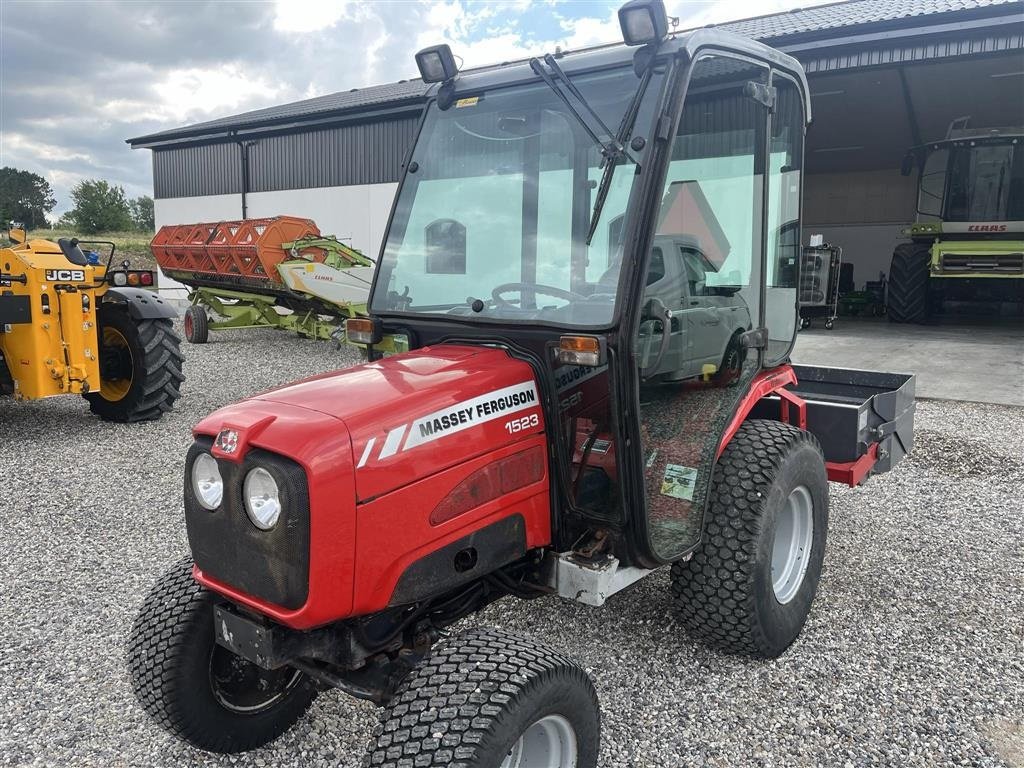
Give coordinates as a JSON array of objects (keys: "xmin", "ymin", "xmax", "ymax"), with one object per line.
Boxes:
[{"xmin": 57, "ymin": 238, "xmax": 90, "ymax": 267}]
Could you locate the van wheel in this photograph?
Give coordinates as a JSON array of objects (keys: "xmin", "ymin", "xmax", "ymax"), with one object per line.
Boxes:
[
  {"xmin": 713, "ymin": 331, "xmax": 744, "ymax": 385},
  {"xmin": 670, "ymin": 420, "xmax": 828, "ymax": 658},
  {"xmin": 127, "ymin": 558, "xmax": 317, "ymax": 753},
  {"xmin": 364, "ymin": 628, "xmax": 599, "ymax": 768}
]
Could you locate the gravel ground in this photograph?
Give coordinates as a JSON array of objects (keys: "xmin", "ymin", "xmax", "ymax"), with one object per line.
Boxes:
[{"xmin": 1, "ymin": 324, "xmax": 1022, "ymax": 767}]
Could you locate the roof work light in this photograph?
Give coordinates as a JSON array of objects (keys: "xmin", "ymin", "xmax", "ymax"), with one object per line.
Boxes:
[
  {"xmin": 415, "ymin": 44, "xmax": 459, "ymax": 83},
  {"xmin": 618, "ymin": 0, "xmax": 670, "ymax": 46}
]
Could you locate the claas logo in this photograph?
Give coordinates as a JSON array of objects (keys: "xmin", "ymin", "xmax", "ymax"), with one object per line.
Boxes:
[{"xmin": 44, "ymin": 269, "xmax": 87, "ymax": 282}]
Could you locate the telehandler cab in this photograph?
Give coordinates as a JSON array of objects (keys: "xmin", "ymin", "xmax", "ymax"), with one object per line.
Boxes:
[
  {"xmin": 0, "ymin": 228, "xmax": 183, "ymax": 421},
  {"xmin": 129, "ymin": 3, "xmax": 915, "ymax": 764}
]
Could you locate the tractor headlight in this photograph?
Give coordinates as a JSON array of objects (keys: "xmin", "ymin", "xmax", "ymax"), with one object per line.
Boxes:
[
  {"xmin": 191, "ymin": 452, "xmax": 223, "ymax": 510},
  {"xmin": 244, "ymin": 467, "xmax": 282, "ymax": 530}
]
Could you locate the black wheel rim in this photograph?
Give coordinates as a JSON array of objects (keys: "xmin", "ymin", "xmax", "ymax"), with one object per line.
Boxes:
[{"xmin": 208, "ymin": 644, "xmax": 303, "ymax": 714}]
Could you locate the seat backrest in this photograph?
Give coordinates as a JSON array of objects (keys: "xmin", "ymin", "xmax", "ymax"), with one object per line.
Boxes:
[{"xmin": 57, "ymin": 238, "xmax": 89, "ymax": 267}]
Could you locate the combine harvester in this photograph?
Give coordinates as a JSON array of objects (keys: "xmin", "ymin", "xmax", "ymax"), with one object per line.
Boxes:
[{"xmin": 150, "ymin": 216, "xmax": 378, "ymax": 347}]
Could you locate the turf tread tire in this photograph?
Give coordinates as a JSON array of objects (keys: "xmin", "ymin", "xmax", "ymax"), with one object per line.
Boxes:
[
  {"xmin": 127, "ymin": 557, "xmax": 317, "ymax": 753},
  {"xmin": 364, "ymin": 627, "xmax": 599, "ymax": 768},
  {"xmin": 85, "ymin": 310, "xmax": 184, "ymax": 422},
  {"xmin": 670, "ymin": 419, "xmax": 828, "ymax": 658},
  {"xmin": 887, "ymin": 241, "xmax": 931, "ymax": 323}
]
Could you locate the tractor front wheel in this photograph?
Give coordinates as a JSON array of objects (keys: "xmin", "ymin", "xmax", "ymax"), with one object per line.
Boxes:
[
  {"xmin": 670, "ymin": 419, "xmax": 828, "ymax": 658},
  {"xmin": 127, "ymin": 558, "xmax": 318, "ymax": 753},
  {"xmin": 365, "ymin": 628, "xmax": 600, "ymax": 767},
  {"xmin": 85, "ymin": 308, "xmax": 184, "ymax": 422}
]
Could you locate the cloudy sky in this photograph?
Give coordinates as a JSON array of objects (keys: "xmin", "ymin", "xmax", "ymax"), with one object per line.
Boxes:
[{"xmin": 0, "ymin": 0, "xmax": 833, "ymax": 218}]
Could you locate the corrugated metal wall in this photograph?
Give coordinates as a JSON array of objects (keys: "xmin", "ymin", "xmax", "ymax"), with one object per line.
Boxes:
[
  {"xmin": 152, "ymin": 115, "xmax": 419, "ymax": 199},
  {"xmin": 153, "ymin": 142, "xmax": 242, "ymax": 198}
]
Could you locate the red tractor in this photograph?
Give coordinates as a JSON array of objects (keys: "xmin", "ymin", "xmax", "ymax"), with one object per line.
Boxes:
[{"xmin": 128, "ymin": 3, "xmax": 915, "ymax": 765}]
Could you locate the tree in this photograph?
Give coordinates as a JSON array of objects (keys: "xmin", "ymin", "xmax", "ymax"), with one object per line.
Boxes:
[
  {"xmin": 0, "ymin": 167, "xmax": 56, "ymax": 229},
  {"xmin": 130, "ymin": 195, "xmax": 154, "ymax": 232},
  {"xmin": 67, "ymin": 180, "xmax": 133, "ymax": 234}
]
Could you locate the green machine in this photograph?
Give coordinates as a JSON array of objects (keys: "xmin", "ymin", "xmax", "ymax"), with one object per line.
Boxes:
[{"xmin": 887, "ymin": 123, "xmax": 1024, "ymax": 323}]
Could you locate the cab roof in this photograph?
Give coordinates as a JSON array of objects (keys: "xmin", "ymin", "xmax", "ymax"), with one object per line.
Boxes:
[{"xmin": 449, "ymin": 28, "xmax": 811, "ymax": 122}]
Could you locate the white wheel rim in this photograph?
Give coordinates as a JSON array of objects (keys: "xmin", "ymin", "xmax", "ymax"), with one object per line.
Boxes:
[
  {"xmin": 771, "ymin": 485, "xmax": 814, "ymax": 604},
  {"xmin": 500, "ymin": 714, "xmax": 578, "ymax": 768}
]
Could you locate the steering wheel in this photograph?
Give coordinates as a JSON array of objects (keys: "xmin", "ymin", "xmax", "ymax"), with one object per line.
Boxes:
[{"xmin": 491, "ymin": 282, "xmax": 586, "ymax": 308}]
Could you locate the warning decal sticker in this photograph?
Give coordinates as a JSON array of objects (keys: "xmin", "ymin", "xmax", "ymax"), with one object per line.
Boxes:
[{"xmin": 660, "ymin": 464, "xmax": 697, "ymax": 501}]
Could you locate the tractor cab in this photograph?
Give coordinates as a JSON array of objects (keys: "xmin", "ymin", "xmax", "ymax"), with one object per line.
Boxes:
[{"xmin": 363, "ymin": 28, "xmax": 808, "ymax": 566}]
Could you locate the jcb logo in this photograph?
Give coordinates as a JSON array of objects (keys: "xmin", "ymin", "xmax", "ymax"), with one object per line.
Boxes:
[{"xmin": 44, "ymin": 269, "xmax": 86, "ymax": 282}]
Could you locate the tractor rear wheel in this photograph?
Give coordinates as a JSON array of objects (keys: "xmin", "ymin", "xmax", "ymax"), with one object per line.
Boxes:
[
  {"xmin": 887, "ymin": 241, "xmax": 931, "ymax": 323},
  {"xmin": 183, "ymin": 305, "xmax": 210, "ymax": 344},
  {"xmin": 670, "ymin": 419, "xmax": 828, "ymax": 658},
  {"xmin": 85, "ymin": 308, "xmax": 184, "ymax": 422},
  {"xmin": 364, "ymin": 628, "xmax": 600, "ymax": 768},
  {"xmin": 127, "ymin": 558, "xmax": 318, "ymax": 753}
]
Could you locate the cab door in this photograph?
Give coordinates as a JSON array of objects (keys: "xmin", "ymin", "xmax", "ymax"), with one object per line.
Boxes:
[{"xmin": 632, "ymin": 53, "xmax": 772, "ymax": 563}]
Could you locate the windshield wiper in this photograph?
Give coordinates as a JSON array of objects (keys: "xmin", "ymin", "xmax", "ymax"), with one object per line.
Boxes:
[
  {"xmin": 586, "ymin": 66, "xmax": 653, "ymax": 245},
  {"xmin": 528, "ymin": 54, "xmax": 652, "ymax": 246},
  {"xmin": 528, "ymin": 56, "xmax": 637, "ymax": 168}
]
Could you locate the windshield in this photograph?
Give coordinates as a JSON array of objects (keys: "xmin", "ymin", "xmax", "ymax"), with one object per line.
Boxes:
[
  {"xmin": 370, "ymin": 66, "xmax": 664, "ymax": 327},
  {"xmin": 945, "ymin": 141, "xmax": 1024, "ymax": 222}
]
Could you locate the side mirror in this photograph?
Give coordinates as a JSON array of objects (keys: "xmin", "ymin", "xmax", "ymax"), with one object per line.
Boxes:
[
  {"xmin": 900, "ymin": 152, "xmax": 915, "ymax": 177},
  {"xmin": 642, "ymin": 295, "xmax": 667, "ymax": 320},
  {"xmin": 639, "ymin": 296, "xmax": 673, "ymax": 378}
]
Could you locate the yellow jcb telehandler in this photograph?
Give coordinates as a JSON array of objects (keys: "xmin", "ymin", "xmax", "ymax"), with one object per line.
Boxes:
[{"xmin": 0, "ymin": 227, "xmax": 183, "ymax": 422}]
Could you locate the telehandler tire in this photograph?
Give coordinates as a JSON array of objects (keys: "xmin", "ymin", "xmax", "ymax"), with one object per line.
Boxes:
[
  {"xmin": 85, "ymin": 308, "xmax": 183, "ymax": 422},
  {"xmin": 183, "ymin": 305, "xmax": 210, "ymax": 344},
  {"xmin": 364, "ymin": 627, "xmax": 599, "ymax": 768},
  {"xmin": 127, "ymin": 558, "xmax": 318, "ymax": 753},
  {"xmin": 887, "ymin": 241, "xmax": 931, "ymax": 323},
  {"xmin": 670, "ymin": 419, "xmax": 828, "ymax": 658}
]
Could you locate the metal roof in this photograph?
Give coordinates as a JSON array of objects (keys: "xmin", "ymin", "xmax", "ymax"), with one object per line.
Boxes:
[{"xmin": 127, "ymin": 0, "xmax": 1023, "ymax": 148}]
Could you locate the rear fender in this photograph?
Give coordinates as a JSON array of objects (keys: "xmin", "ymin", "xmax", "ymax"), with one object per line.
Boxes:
[{"xmin": 101, "ymin": 287, "xmax": 178, "ymax": 320}]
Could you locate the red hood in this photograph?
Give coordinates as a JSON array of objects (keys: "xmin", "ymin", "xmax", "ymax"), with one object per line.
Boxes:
[{"xmin": 242, "ymin": 345, "xmax": 544, "ymax": 501}]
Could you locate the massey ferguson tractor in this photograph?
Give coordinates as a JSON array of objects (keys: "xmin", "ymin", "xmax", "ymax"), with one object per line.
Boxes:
[
  {"xmin": 128, "ymin": 3, "xmax": 915, "ymax": 765},
  {"xmin": 0, "ymin": 228, "xmax": 183, "ymax": 422},
  {"xmin": 888, "ymin": 120, "xmax": 1024, "ymax": 322}
]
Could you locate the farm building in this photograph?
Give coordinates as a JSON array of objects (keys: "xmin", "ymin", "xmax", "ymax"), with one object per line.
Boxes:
[{"xmin": 127, "ymin": 0, "xmax": 1024, "ymax": 314}]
